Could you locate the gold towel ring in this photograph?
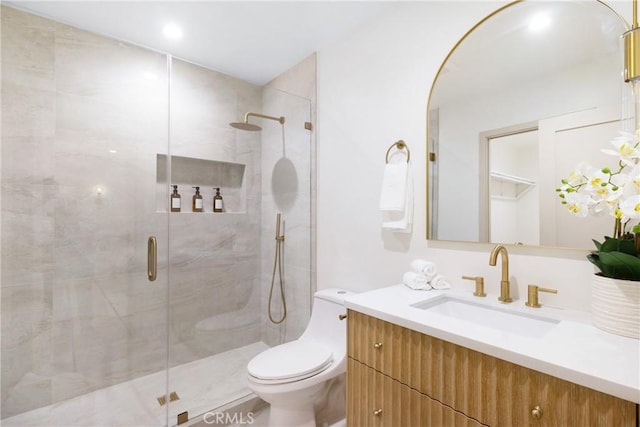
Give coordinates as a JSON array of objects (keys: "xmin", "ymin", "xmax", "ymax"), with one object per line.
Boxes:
[{"xmin": 385, "ymin": 140, "xmax": 410, "ymax": 164}]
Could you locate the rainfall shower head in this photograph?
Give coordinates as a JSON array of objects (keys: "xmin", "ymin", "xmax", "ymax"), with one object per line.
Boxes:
[
  {"xmin": 229, "ymin": 121, "xmax": 262, "ymax": 131},
  {"xmin": 229, "ymin": 112, "xmax": 285, "ymax": 131}
]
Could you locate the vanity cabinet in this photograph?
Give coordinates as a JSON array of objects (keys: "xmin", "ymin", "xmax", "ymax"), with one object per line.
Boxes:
[{"xmin": 346, "ymin": 310, "xmax": 638, "ymax": 426}]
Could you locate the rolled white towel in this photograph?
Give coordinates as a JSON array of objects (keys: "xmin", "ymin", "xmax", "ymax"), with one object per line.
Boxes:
[
  {"xmin": 410, "ymin": 259, "xmax": 437, "ymax": 281},
  {"xmin": 402, "ymin": 272, "xmax": 432, "ymax": 290},
  {"xmin": 430, "ymin": 274, "xmax": 451, "ymax": 290}
]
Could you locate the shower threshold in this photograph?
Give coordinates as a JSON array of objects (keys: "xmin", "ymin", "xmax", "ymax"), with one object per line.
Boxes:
[{"xmin": 2, "ymin": 341, "xmax": 269, "ymax": 427}]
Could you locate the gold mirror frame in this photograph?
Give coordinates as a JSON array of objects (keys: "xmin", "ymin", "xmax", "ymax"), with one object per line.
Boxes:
[{"xmin": 426, "ymin": 0, "xmax": 630, "ymax": 248}]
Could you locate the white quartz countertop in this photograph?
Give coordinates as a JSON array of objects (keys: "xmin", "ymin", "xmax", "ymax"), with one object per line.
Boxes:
[{"xmin": 344, "ymin": 285, "xmax": 640, "ymax": 404}]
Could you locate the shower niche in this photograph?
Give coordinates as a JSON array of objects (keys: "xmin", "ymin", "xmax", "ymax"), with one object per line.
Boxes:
[{"xmin": 156, "ymin": 154, "xmax": 246, "ymax": 213}]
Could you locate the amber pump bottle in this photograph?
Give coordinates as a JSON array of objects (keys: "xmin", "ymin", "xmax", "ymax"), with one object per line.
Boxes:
[
  {"xmin": 170, "ymin": 185, "xmax": 181, "ymax": 212},
  {"xmin": 213, "ymin": 187, "xmax": 224, "ymax": 213},
  {"xmin": 192, "ymin": 186, "xmax": 203, "ymax": 212}
]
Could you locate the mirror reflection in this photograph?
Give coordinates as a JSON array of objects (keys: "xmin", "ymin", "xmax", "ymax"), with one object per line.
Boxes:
[{"xmin": 427, "ymin": 0, "xmax": 628, "ymax": 249}]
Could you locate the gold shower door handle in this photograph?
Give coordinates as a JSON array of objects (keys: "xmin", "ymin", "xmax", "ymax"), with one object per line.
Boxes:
[{"xmin": 148, "ymin": 236, "xmax": 157, "ymax": 282}]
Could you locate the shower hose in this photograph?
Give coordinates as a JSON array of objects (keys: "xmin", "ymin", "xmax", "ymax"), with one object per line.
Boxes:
[{"xmin": 269, "ymin": 214, "xmax": 287, "ymax": 324}]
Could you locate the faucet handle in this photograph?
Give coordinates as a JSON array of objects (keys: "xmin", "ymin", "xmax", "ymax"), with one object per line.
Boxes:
[
  {"xmin": 525, "ymin": 285, "xmax": 557, "ymax": 308},
  {"xmin": 462, "ymin": 275, "xmax": 486, "ymax": 297}
]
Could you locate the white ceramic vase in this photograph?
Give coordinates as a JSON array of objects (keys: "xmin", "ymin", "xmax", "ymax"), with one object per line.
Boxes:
[{"xmin": 591, "ymin": 274, "xmax": 640, "ymax": 339}]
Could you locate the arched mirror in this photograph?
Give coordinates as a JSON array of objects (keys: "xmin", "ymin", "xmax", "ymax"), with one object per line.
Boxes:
[{"xmin": 427, "ymin": 0, "xmax": 630, "ymax": 249}]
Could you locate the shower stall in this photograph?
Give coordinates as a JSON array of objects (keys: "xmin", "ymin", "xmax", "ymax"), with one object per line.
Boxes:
[{"xmin": 0, "ymin": 5, "xmax": 314, "ymax": 426}]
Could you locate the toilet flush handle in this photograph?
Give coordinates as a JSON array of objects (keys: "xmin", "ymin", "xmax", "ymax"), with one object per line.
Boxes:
[{"xmin": 338, "ymin": 313, "xmax": 347, "ymax": 320}]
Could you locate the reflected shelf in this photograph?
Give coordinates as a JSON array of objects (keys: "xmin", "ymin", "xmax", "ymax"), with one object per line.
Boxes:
[{"xmin": 490, "ymin": 170, "xmax": 536, "ymax": 200}]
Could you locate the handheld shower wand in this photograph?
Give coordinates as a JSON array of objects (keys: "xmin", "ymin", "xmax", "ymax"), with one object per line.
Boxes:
[
  {"xmin": 269, "ymin": 213, "xmax": 287, "ymax": 324},
  {"xmin": 275, "ymin": 213, "xmax": 284, "ymax": 242}
]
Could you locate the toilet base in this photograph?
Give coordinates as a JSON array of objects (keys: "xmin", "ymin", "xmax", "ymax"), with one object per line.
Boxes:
[
  {"xmin": 268, "ymin": 403, "xmax": 316, "ymax": 427},
  {"xmin": 250, "ymin": 380, "xmax": 325, "ymax": 427}
]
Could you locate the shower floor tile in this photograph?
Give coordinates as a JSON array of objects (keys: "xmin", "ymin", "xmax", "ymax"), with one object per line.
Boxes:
[{"xmin": 2, "ymin": 341, "xmax": 269, "ymax": 427}]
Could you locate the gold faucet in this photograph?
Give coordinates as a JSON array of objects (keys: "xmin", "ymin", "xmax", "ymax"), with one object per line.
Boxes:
[{"xmin": 489, "ymin": 245, "xmax": 512, "ymax": 302}]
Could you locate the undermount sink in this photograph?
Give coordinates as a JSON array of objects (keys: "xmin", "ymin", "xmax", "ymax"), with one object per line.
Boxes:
[{"xmin": 412, "ymin": 295, "xmax": 560, "ymax": 338}]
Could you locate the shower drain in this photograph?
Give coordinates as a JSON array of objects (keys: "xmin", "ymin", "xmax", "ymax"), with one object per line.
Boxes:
[{"xmin": 157, "ymin": 391, "xmax": 180, "ymax": 406}]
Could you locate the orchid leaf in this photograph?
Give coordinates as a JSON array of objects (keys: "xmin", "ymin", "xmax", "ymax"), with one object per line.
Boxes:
[
  {"xmin": 601, "ymin": 237, "xmax": 637, "ymax": 256},
  {"xmin": 592, "ymin": 239, "xmax": 603, "ymax": 251},
  {"xmin": 598, "ymin": 251, "xmax": 640, "ymax": 281},
  {"xmin": 587, "ymin": 253, "xmax": 618, "ymax": 278}
]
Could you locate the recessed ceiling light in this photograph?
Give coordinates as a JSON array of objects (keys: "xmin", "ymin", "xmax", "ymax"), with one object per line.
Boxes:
[
  {"xmin": 163, "ymin": 23, "xmax": 183, "ymax": 40},
  {"xmin": 529, "ymin": 14, "xmax": 551, "ymax": 32}
]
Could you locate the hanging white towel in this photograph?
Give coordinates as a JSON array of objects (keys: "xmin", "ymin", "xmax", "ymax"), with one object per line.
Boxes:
[
  {"xmin": 402, "ymin": 272, "xmax": 432, "ymax": 290},
  {"xmin": 381, "ymin": 163, "xmax": 413, "ymax": 233},
  {"xmin": 379, "ymin": 162, "xmax": 408, "ymax": 212},
  {"xmin": 410, "ymin": 259, "xmax": 437, "ymax": 281},
  {"xmin": 430, "ymin": 274, "xmax": 451, "ymax": 290}
]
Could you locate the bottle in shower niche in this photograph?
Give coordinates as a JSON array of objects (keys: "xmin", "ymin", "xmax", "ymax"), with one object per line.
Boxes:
[
  {"xmin": 170, "ymin": 185, "xmax": 181, "ymax": 212},
  {"xmin": 192, "ymin": 186, "xmax": 204, "ymax": 212},
  {"xmin": 213, "ymin": 187, "xmax": 224, "ymax": 213}
]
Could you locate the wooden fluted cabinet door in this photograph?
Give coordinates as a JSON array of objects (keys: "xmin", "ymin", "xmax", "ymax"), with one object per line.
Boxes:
[
  {"xmin": 347, "ymin": 358, "xmax": 484, "ymax": 427},
  {"xmin": 347, "ymin": 310, "xmax": 638, "ymax": 427}
]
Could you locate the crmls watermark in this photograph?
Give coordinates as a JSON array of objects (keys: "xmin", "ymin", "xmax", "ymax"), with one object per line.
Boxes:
[{"xmin": 203, "ymin": 411, "xmax": 255, "ymax": 425}]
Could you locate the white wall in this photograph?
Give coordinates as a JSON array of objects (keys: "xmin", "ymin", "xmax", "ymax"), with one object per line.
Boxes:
[{"xmin": 316, "ymin": 0, "xmax": 632, "ymax": 312}]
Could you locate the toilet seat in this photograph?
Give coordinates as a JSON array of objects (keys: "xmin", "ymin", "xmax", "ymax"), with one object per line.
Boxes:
[{"xmin": 247, "ymin": 340, "xmax": 333, "ymax": 384}]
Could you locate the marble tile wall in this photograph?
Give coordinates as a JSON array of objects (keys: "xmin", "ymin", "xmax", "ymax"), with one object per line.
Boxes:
[{"xmin": 2, "ymin": 5, "xmax": 58, "ymax": 416}]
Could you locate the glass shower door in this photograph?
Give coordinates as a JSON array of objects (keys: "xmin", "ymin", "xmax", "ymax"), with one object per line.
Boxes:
[
  {"xmin": 165, "ymin": 52, "xmax": 313, "ymax": 422},
  {"xmin": 1, "ymin": 7, "xmax": 171, "ymax": 425},
  {"xmin": 165, "ymin": 56, "xmax": 267, "ymax": 424}
]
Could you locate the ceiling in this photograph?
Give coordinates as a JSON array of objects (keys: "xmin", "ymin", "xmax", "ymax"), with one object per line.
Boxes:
[{"xmin": 5, "ymin": 1, "xmax": 396, "ymax": 85}]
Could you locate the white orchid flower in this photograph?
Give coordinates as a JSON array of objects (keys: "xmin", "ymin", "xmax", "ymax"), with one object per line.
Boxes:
[
  {"xmin": 589, "ymin": 189, "xmax": 621, "ymax": 217},
  {"xmin": 558, "ymin": 131, "xmax": 640, "ymax": 235},
  {"xmin": 565, "ymin": 162, "xmax": 590, "ymax": 186},
  {"xmin": 564, "ymin": 192, "xmax": 593, "ymax": 218},
  {"xmin": 602, "ymin": 131, "xmax": 640, "ymax": 165},
  {"xmin": 589, "ymin": 200, "xmax": 612, "ymax": 216},
  {"xmin": 585, "ymin": 168, "xmax": 616, "ymax": 202},
  {"xmin": 621, "ymin": 164, "xmax": 640, "ymax": 196},
  {"xmin": 619, "ymin": 194, "xmax": 640, "ymax": 221}
]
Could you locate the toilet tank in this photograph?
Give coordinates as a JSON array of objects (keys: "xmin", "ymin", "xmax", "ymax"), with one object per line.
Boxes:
[{"xmin": 299, "ymin": 288, "xmax": 356, "ymax": 349}]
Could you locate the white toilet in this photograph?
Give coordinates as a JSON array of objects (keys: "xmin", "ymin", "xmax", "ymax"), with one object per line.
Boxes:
[{"xmin": 247, "ymin": 288, "xmax": 355, "ymax": 427}]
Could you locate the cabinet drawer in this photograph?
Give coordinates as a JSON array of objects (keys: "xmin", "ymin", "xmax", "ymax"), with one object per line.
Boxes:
[
  {"xmin": 347, "ymin": 309, "xmax": 414, "ymax": 378},
  {"xmin": 347, "ymin": 310, "xmax": 638, "ymax": 426},
  {"xmin": 347, "ymin": 358, "xmax": 484, "ymax": 427}
]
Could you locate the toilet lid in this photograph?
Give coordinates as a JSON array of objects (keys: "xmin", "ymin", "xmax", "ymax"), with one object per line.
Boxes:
[{"xmin": 247, "ymin": 340, "xmax": 333, "ymax": 382}]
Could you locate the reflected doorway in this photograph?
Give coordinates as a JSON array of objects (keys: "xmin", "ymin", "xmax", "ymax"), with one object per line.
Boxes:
[{"xmin": 488, "ymin": 130, "xmax": 539, "ymax": 245}]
